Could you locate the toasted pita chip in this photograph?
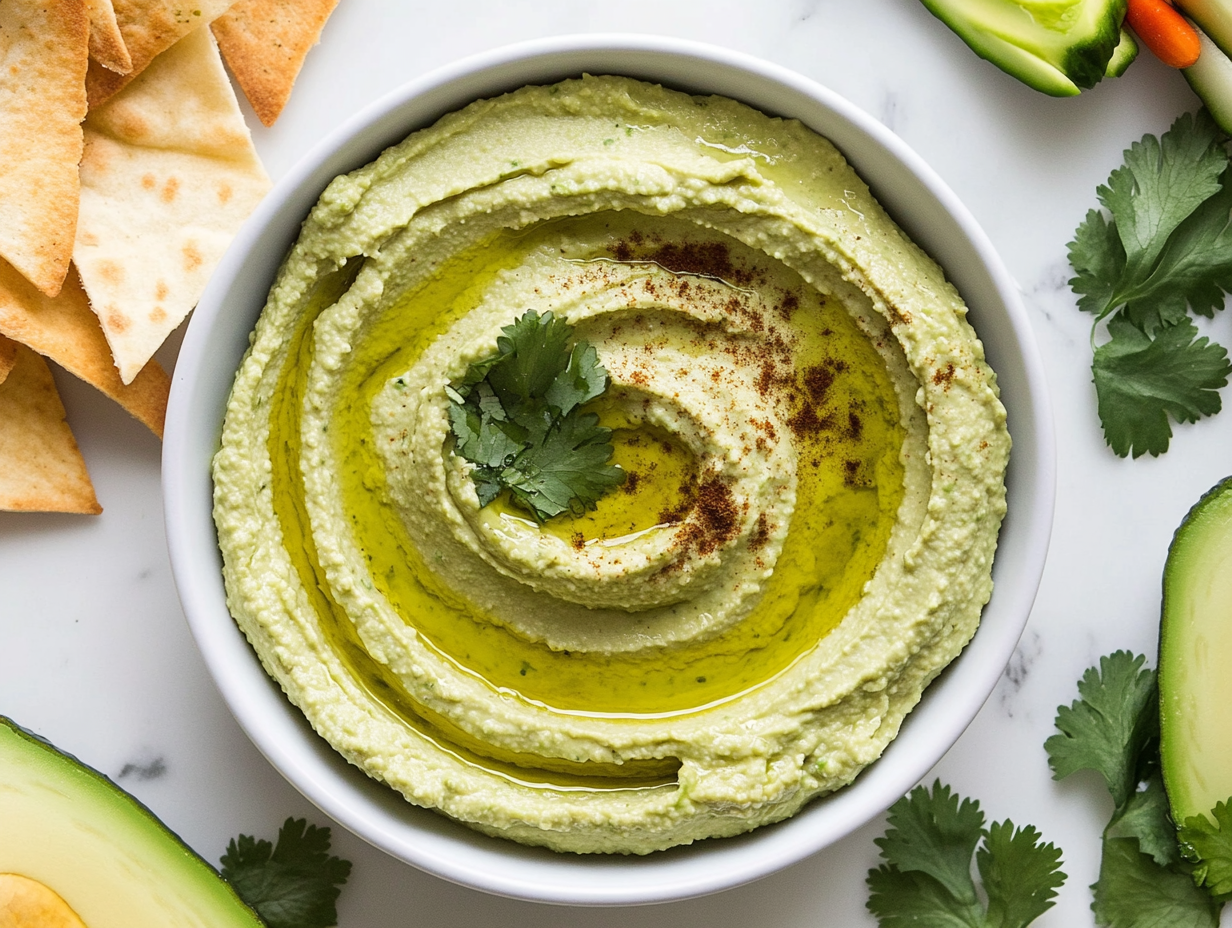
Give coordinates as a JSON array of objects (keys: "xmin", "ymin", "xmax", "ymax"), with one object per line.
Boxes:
[
  {"xmin": 0, "ymin": 0, "xmax": 89, "ymax": 298},
  {"xmin": 0, "ymin": 260, "xmax": 168, "ymax": 437},
  {"xmin": 85, "ymin": 0, "xmax": 237, "ymax": 107},
  {"xmin": 75, "ymin": 27, "xmax": 270, "ymax": 385},
  {"xmin": 0, "ymin": 335, "xmax": 16, "ymax": 386},
  {"xmin": 85, "ymin": 0, "xmax": 132, "ymax": 74},
  {"xmin": 211, "ymin": 0, "xmax": 339, "ymax": 126},
  {"xmin": 0, "ymin": 341, "xmax": 101, "ymax": 514}
]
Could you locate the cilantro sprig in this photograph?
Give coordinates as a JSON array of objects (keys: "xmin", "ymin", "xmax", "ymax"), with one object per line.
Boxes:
[
  {"xmin": 866, "ymin": 781, "xmax": 1066, "ymax": 928},
  {"xmin": 446, "ymin": 310, "xmax": 624, "ymax": 522},
  {"xmin": 1068, "ymin": 110, "xmax": 1232, "ymax": 458},
  {"xmin": 1179, "ymin": 801, "xmax": 1232, "ymax": 898},
  {"xmin": 220, "ymin": 818, "xmax": 352, "ymax": 928},
  {"xmin": 1046, "ymin": 652, "xmax": 1225, "ymax": 927}
]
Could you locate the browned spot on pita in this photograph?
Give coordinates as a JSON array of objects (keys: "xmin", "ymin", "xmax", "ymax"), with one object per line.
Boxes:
[
  {"xmin": 0, "ymin": 343, "xmax": 102, "ymax": 514},
  {"xmin": 155, "ymin": 280, "xmax": 169, "ymax": 300},
  {"xmin": 212, "ymin": 0, "xmax": 341, "ymax": 126},
  {"xmin": 182, "ymin": 241, "xmax": 203, "ymax": 272},
  {"xmin": 149, "ymin": 305, "xmax": 167, "ymax": 323},
  {"xmin": 110, "ymin": 104, "xmax": 151, "ymax": 140},
  {"xmin": 98, "ymin": 260, "xmax": 124, "ymax": 286},
  {"xmin": 106, "ymin": 308, "xmax": 129, "ymax": 333},
  {"xmin": 141, "ymin": 172, "xmax": 157, "ymax": 190},
  {"xmin": 80, "ymin": 134, "xmax": 111, "ymax": 174},
  {"xmin": 161, "ymin": 176, "xmax": 180, "ymax": 202},
  {"xmin": 0, "ymin": 261, "xmax": 168, "ymax": 437},
  {"xmin": 0, "ymin": 0, "xmax": 89, "ymax": 297},
  {"xmin": 217, "ymin": 181, "xmax": 233, "ymax": 204}
]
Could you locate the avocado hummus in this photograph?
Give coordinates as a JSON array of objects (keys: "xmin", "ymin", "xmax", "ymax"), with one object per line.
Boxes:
[{"xmin": 212, "ymin": 75, "xmax": 1010, "ymax": 855}]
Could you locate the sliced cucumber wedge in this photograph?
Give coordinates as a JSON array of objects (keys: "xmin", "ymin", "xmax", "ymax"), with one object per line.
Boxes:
[
  {"xmin": 1105, "ymin": 26, "xmax": 1140, "ymax": 77},
  {"xmin": 1160, "ymin": 477, "xmax": 1232, "ymax": 827},
  {"xmin": 1183, "ymin": 20, "xmax": 1232, "ymax": 136},
  {"xmin": 1177, "ymin": 0, "xmax": 1232, "ymax": 56},
  {"xmin": 920, "ymin": 0, "xmax": 1129, "ymax": 96}
]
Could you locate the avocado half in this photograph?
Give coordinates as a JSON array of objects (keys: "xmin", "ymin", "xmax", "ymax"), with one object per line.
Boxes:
[
  {"xmin": 0, "ymin": 716, "xmax": 264, "ymax": 928},
  {"xmin": 1160, "ymin": 478, "xmax": 1232, "ymax": 826}
]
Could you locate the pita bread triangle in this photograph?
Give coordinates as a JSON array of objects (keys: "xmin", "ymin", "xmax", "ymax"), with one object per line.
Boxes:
[
  {"xmin": 0, "ymin": 260, "xmax": 168, "ymax": 437},
  {"xmin": 0, "ymin": 0, "xmax": 89, "ymax": 298},
  {"xmin": 85, "ymin": 0, "xmax": 133, "ymax": 74},
  {"xmin": 0, "ymin": 335, "xmax": 16, "ymax": 387},
  {"xmin": 85, "ymin": 0, "xmax": 238, "ymax": 107},
  {"xmin": 0, "ymin": 340, "xmax": 101, "ymax": 514},
  {"xmin": 212, "ymin": 0, "xmax": 340, "ymax": 126},
  {"xmin": 74, "ymin": 25, "xmax": 270, "ymax": 384}
]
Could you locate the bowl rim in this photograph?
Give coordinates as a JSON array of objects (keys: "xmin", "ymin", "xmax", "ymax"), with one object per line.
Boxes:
[{"xmin": 163, "ymin": 33, "xmax": 1057, "ymax": 906}]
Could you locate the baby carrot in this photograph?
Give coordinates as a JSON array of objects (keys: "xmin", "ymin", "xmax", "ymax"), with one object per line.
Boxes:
[{"xmin": 1128, "ymin": 0, "xmax": 1203, "ymax": 67}]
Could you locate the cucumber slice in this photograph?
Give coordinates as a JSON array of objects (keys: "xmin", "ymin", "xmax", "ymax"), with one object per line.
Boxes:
[
  {"xmin": 920, "ymin": 0, "xmax": 1128, "ymax": 95},
  {"xmin": 0, "ymin": 716, "xmax": 264, "ymax": 928},
  {"xmin": 1105, "ymin": 26, "xmax": 1140, "ymax": 77},
  {"xmin": 1159, "ymin": 477, "xmax": 1232, "ymax": 827},
  {"xmin": 1183, "ymin": 21, "xmax": 1232, "ymax": 136},
  {"xmin": 1177, "ymin": 0, "xmax": 1232, "ymax": 57}
]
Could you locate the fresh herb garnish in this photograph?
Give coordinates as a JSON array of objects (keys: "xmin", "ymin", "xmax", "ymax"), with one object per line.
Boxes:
[
  {"xmin": 1179, "ymin": 800, "xmax": 1232, "ymax": 898},
  {"xmin": 1068, "ymin": 110, "xmax": 1232, "ymax": 457},
  {"xmin": 220, "ymin": 817, "xmax": 352, "ymax": 928},
  {"xmin": 866, "ymin": 780, "xmax": 1065, "ymax": 927},
  {"xmin": 446, "ymin": 310, "xmax": 624, "ymax": 522},
  {"xmin": 1046, "ymin": 652, "xmax": 1225, "ymax": 927}
]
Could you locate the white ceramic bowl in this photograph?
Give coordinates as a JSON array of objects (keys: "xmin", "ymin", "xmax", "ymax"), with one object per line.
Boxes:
[{"xmin": 164, "ymin": 35, "xmax": 1055, "ymax": 906}]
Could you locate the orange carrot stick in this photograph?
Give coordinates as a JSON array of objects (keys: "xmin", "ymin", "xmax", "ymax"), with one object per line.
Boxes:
[{"xmin": 1128, "ymin": 0, "xmax": 1203, "ymax": 67}]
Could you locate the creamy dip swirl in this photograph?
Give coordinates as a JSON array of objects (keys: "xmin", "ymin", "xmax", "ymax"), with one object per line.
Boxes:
[{"xmin": 213, "ymin": 75, "xmax": 1010, "ymax": 854}]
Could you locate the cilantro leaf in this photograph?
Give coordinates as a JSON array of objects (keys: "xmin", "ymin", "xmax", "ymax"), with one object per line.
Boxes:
[
  {"xmin": 486, "ymin": 310, "xmax": 574, "ymax": 406},
  {"xmin": 978, "ymin": 820, "xmax": 1066, "ymax": 928},
  {"xmin": 1092, "ymin": 316, "xmax": 1231, "ymax": 458},
  {"xmin": 545, "ymin": 340, "xmax": 607, "ymax": 417},
  {"xmin": 447, "ymin": 400, "xmax": 526, "ymax": 469},
  {"xmin": 1046, "ymin": 651, "xmax": 1158, "ymax": 809},
  {"xmin": 1070, "ymin": 207, "xmax": 1129, "ymax": 317},
  {"xmin": 1107, "ymin": 771, "xmax": 1180, "ymax": 868},
  {"xmin": 866, "ymin": 864, "xmax": 983, "ymax": 928},
  {"xmin": 220, "ymin": 818, "xmax": 352, "ymax": 928},
  {"xmin": 874, "ymin": 781, "xmax": 984, "ymax": 905},
  {"xmin": 446, "ymin": 311, "xmax": 624, "ymax": 521},
  {"xmin": 1049, "ymin": 654, "xmax": 1229, "ymax": 926},
  {"xmin": 1179, "ymin": 800, "xmax": 1232, "ymax": 897},
  {"xmin": 1068, "ymin": 110, "xmax": 1232, "ymax": 457},
  {"xmin": 1092, "ymin": 836, "xmax": 1221, "ymax": 928},
  {"xmin": 1123, "ymin": 173, "xmax": 1232, "ymax": 328},
  {"xmin": 866, "ymin": 782, "xmax": 1065, "ymax": 928},
  {"xmin": 502, "ymin": 412, "xmax": 625, "ymax": 520},
  {"xmin": 1098, "ymin": 111, "xmax": 1227, "ymax": 292}
]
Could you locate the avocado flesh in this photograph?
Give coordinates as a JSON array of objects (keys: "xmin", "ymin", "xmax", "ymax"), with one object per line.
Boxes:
[
  {"xmin": 1160, "ymin": 477, "xmax": 1232, "ymax": 826},
  {"xmin": 920, "ymin": 0, "xmax": 1128, "ymax": 95},
  {"xmin": 0, "ymin": 717, "xmax": 263, "ymax": 928}
]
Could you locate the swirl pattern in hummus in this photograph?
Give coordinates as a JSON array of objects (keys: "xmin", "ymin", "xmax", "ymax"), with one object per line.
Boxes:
[{"xmin": 213, "ymin": 75, "xmax": 1010, "ymax": 854}]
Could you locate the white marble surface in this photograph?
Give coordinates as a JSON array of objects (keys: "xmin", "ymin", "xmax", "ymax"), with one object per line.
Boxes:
[{"xmin": 4, "ymin": 1, "xmax": 1232, "ymax": 924}]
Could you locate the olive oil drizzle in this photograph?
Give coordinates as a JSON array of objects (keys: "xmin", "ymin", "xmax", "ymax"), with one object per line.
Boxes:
[
  {"xmin": 270, "ymin": 216, "xmax": 906, "ymax": 729},
  {"xmin": 267, "ymin": 262, "xmax": 677, "ymax": 790}
]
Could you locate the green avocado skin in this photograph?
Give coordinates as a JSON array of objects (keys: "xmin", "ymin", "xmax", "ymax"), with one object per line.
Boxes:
[
  {"xmin": 0, "ymin": 715, "xmax": 265, "ymax": 928},
  {"xmin": 1159, "ymin": 477, "xmax": 1232, "ymax": 827}
]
